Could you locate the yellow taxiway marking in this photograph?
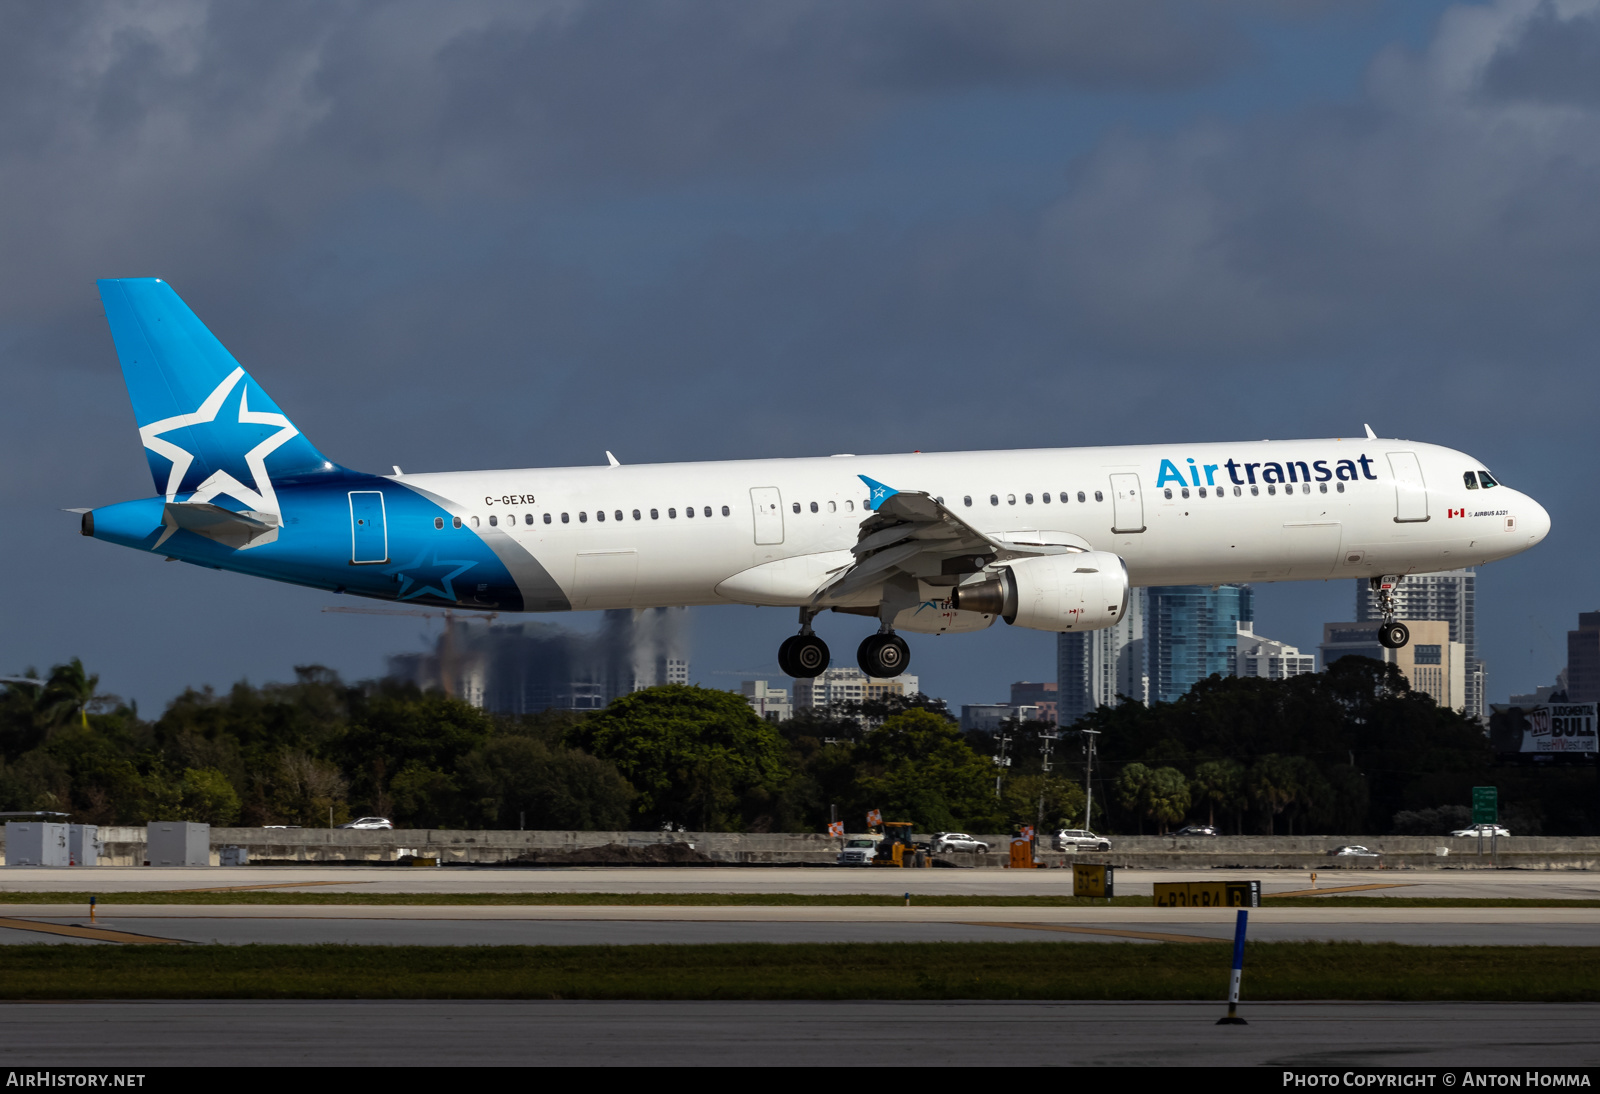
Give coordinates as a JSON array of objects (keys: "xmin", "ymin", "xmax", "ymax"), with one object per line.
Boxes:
[
  {"xmin": 0, "ymin": 917, "xmax": 185, "ymax": 945},
  {"xmin": 964, "ymin": 922, "xmax": 1224, "ymax": 944},
  {"xmin": 165, "ymin": 880, "xmax": 378, "ymax": 894},
  {"xmin": 1267, "ymin": 883, "xmax": 1414, "ymax": 898}
]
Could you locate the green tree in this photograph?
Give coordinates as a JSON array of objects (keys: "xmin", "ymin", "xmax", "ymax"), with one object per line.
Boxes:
[
  {"xmin": 1115, "ymin": 763, "xmax": 1153, "ymax": 834},
  {"xmin": 1000, "ymin": 774, "xmax": 1086, "ymax": 831},
  {"xmin": 1248, "ymin": 754, "xmax": 1300, "ymax": 835},
  {"xmin": 1145, "ymin": 766, "xmax": 1192, "ymax": 833},
  {"xmin": 459, "ymin": 737, "xmax": 635, "ymax": 830},
  {"xmin": 1191, "ymin": 759, "xmax": 1245, "ymax": 831},
  {"xmin": 174, "ymin": 767, "xmax": 242, "ymax": 824},
  {"xmin": 569, "ymin": 685, "xmax": 789, "ymax": 831},
  {"xmin": 852, "ymin": 708, "xmax": 1000, "ymax": 832}
]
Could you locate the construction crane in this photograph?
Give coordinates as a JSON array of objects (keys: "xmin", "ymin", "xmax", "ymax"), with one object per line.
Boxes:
[{"xmin": 322, "ymin": 606, "xmax": 499, "ymax": 698}]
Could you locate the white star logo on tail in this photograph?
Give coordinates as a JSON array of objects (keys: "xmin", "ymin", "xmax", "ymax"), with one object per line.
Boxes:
[{"xmin": 141, "ymin": 367, "xmax": 298, "ymax": 549}]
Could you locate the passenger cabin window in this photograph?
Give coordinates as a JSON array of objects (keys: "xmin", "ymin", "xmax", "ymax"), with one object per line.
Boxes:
[
  {"xmin": 595, "ymin": 511, "xmax": 604, "ymax": 522},
  {"xmin": 561, "ymin": 513, "xmax": 569, "ymax": 523},
  {"xmin": 543, "ymin": 513, "xmax": 552, "ymax": 524},
  {"xmin": 990, "ymin": 494, "xmax": 999, "ymax": 506},
  {"xmin": 1007, "ymin": 494, "xmax": 1016, "ymax": 505},
  {"xmin": 650, "ymin": 509, "xmax": 659, "ymax": 519},
  {"xmin": 433, "ymin": 517, "xmax": 444, "ymax": 530},
  {"xmin": 471, "ymin": 516, "xmax": 480, "ymax": 527},
  {"xmin": 703, "ymin": 506, "xmax": 712, "ymax": 518},
  {"xmin": 524, "ymin": 514, "xmax": 533, "ymax": 525},
  {"xmin": 1076, "ymin": 491, "xmax": 1086, "ymax": 503},
  {"xmin": 846, "ymin": 501, "xmax": 854, "ymax": 511},
  {"xmin": 1094, "ymin": 491, "xmax": 1103, "ymax": 502},
  {"xmin": 722, "ymin": 505, "xmax": 731, "ymax": 516},
  {"xmin": 963, "ymin": 496, "xmax": 972, "ymax": 507},
  {"xmin": 579, "ymin": 512, "xmax": 588, "ymax": 522},
  {"xmin": 668, "ymin": 508, "xmax": 677, "ymax": 518},
  {"xmin": 1181, "ymin": 488, "xmax": 1190, "ymax": 499},
  {"xmin": 1319, "ymin": 483, "xmax": 1327, "ymax": 494},
  {"xmin": 453, "ymin": 516, "xmax": 462, "ymax": 528},
  {"xmin": 1232, "ymin": 486, "xmax": 1241, "ymax": 497},
  {"xmin": 634, "ymin": 509, "xmax": 642, "ymax": 520},
  {"xmin": 1024, "ymin": 493, "xmax": 1034, "ymax": 504},
  {"xmin": 1479, "ymin": 471, "xmax": 1498, "ymax": 489},
  {"xmin": 792, "ymin": 502, "xmax": 801, "ymax": 513},
  {"xmin": 489, "ymin": 515, "xmax": 498, "ymax": 526},
  {"xmin": 825, "ymin": 502, "xmax": 834, "ymax": 513},
  {"xmin": 1336, "ymin": 482, "xmax": 1345, "ymax": 493},
  {"xmin": 685, "ymin": 506, "xmax": 694, "ymax": 518},
  {"xmin": 1041, "ymin": 492, "xmax": 1050, "ymax": 504},
  {"xmin": 810, "ymin": 502, "xmax": 818, "ymax": 513},
  {"xmin": 1164, "ymin": 488, "xmax": 1173, "ymax": 500},
  {"xmin": 1250, "ymin": 486, "xmax": 1259, "ymax": 496}
]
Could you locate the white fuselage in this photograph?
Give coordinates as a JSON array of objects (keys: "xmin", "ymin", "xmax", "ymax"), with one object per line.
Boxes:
[{"xmin": 395, "ymin": 438, "xmax": 1549, "ymax": 615}]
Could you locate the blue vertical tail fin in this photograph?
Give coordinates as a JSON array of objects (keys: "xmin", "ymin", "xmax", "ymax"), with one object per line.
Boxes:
[{"xmin": 97, "ymin": 278, "xmax": 341, "ymax": 516}]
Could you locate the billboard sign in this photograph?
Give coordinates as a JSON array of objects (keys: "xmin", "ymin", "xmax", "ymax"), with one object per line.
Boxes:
[{"xmin": 1489, "ymin": 703, "xmax": 1598, "ymax": 759}]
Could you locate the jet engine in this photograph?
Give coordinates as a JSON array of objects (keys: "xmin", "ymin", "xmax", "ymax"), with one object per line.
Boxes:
[{"xmin": 949, "ymin": 551, "xmax": 1129, "ymax": 632}]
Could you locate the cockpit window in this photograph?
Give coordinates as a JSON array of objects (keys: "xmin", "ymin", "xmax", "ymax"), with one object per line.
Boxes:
[
  {"xmin": 1463, "ymin": 472, "xmax": 1478, "ymax": 490},
  {"xmin": 1478, "ymin": 471, "xmax": 1499, "ymax": 489}
]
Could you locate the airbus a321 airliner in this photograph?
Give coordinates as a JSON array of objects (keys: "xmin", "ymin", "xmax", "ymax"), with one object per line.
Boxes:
[{"xmin": 80, "ymin": 279, "xmax": 1550, "ymax": 680}]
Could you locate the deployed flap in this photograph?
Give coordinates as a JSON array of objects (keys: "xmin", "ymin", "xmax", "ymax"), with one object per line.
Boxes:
[
  {"xmin": 813, "ymin": 483, "xmax": 1086, "ymax": 606},
  {"xmin": 155, "ymin": 502, "xmax": 279, "ymax": 551}
]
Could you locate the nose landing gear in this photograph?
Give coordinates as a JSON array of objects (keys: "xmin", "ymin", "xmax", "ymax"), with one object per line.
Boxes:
[
  {"xmin": 778, "ymin": 609, "xmax": 830, "ymax": 678},
  {"xmin": 1372, "ymin": 576, "xmax": 1410, "ymax": 649}
]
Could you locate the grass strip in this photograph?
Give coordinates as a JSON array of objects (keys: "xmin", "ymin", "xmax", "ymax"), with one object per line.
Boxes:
[
  {"xmin": 0, "ymin": 891, "xmax": 1595, "ymax": 908},
  {"xmin": 0, "ymin": 942, "xmax": 1595, "ymax": 1001}
]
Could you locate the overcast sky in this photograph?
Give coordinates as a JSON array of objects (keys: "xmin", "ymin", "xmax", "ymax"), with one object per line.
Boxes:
[{"xmin": 3, "ymin": 0, "xmax": 1595, "ymax": 713}]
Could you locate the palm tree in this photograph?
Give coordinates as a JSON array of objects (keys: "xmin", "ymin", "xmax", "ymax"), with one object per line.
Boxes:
[
  {"xmin": 1192, "ymin": 759, "xmax": 1246, "ymax": 832},
  {"xmin": 40, "ymin": 659, "xmax": 97, "ymax": 731}
]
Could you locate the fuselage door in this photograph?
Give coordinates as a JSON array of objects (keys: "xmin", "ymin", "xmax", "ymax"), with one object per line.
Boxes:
[
  {"xmin": 1109, "ymin": 473, "xmax": 1145, "ymax": 534},
  {"xmin": 750, "ymin": 487, "xmax": 784, "ymax": 545},
  {"xmin": 1387, "ymin": 452, "xmax": 1430, "ymax": 523},
  {"xmin": 348, "ymin": 491, "xmax": 388, "ymax": 563}
]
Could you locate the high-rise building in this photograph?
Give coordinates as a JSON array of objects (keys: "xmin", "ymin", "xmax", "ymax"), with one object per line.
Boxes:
[
  {"xmin": 1234, "ymin": 622, "xmax": 1316, "ymax": 680},
  {"xmin": 386, "ymin": 607, "xmax": 689, "ymax": 714},
  {"xmin": 792, "ymin": 667, "xmax": 919, "ymax": 710},
  {"xmin": 1057, "ymin": 587, "xmax": 1148, "ymax": 724},
  {"xmin": 1355, "ymin": 569, "xmax": 1483, "ymax": 718},
  {"xmin": 1566, "ymin": 612, "xmax": 1600, "ymax": 703},
  {"xmin": 1146, "ymin": 585, "xmax": 1253, "ymax": 704},
  {"xmin": 1321, "ymin": 620, "xmax": 1465, "ymax": 710},
  {"xmin": 740, "ymin": 680, "xmax": 792, "ymax": 722},
  {"xmin": 1009, "ymin": 682, "xmax": 1058, "ymax": 725}
]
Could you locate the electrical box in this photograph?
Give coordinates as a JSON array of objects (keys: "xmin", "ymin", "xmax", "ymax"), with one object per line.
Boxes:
[
  {"xmin": 219, "ymin": 846, "xmax": 248, "ymax": 866},
  {"xmin": 6, "ymin": 822, "xmax": 69, "ymax": 866},
  {"xmin": 67, "ymin": 824, "xmax": 100, "ymax": 867},
  {"xmin": 146, "ymin": 821, "xmax": 210, "ymax": 866}
]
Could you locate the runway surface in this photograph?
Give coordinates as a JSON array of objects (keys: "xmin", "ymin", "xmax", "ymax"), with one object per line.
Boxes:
[
  {"xmin": 2, "ymin": 1000, "xmax": 1596, "ymax": 1066},
  {"xmin": 2, "ymin": 864, "xmax": 1596, "ymax": 899},
  {"xmin": 0, "ymin": 902, "xmax": 1594, "ymax": 946}
]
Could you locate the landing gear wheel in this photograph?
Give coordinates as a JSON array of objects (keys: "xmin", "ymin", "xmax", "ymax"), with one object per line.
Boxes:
[
  {"xmin": 780, "ymin": 633, "xmax": 829, "ymax": 678},
  {"xmin": 1378, "ymin": 621, "xmax": 1410, "ymax": 649},
  {"xmin": 858, "ymin": 633, "xmax": 911, "ymax": 678}
]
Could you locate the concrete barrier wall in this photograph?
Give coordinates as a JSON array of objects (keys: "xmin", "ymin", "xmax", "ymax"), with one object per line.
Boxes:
[{"xmin": 4, "ymin": 828, "xmax": 1598, "ymax": 868}]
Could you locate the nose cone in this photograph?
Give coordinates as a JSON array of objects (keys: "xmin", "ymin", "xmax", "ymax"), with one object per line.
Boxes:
[{"xmin": 1524, "ymin": 493, "xmax": 1552, "ymax": 547}]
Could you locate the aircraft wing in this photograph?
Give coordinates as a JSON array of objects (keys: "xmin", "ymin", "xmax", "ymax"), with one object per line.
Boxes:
[{"xmin": 811, "ymin": 476, "xmax": 1089, "ymax": 605}]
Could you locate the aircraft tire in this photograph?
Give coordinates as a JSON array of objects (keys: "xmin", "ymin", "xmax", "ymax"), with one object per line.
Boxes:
[
  {"xmin": 858, "ymin": 633, "xmax": 911, "ymax": 679},
  {"xmin": 1378, "ymin": 621, "xmax": 1410, "ymax": 649},
  {"xmin": 789, "ymin": 634, "xmax": 830, "ymax": 678}
]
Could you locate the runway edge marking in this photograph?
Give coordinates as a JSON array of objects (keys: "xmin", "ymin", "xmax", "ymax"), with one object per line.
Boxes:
[{"xmin": 962, "ymin": 922, "xmax": 1225, "ymax": 944}]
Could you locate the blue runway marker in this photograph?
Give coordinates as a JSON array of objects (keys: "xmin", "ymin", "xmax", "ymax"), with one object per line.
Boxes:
[{"xmin": 1217, "ymin": 908, "xmax": 1249, "ymax": 1025}]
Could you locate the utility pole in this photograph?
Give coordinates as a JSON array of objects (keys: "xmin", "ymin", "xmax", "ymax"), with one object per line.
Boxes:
[
  {"xmin": 1037, "ymin": 727, "xmax": 1058, "ymax": 834},
  {"xmin": 993, "ymin": 725, "xmax": 1014, "ymax": 798},
  {"xmin": 1082, "ymin": 729, "xmax": 1101, "ymax": 829}
]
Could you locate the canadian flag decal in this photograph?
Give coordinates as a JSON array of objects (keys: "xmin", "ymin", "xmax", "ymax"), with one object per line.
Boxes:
[{"xmin": 1447, "ymin": 508, "xmax": 1465, "ymax": 518}]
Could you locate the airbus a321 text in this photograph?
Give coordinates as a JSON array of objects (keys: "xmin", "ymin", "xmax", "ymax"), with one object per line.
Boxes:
[{"xmin": 80, "ymin": 279, "xmax": 1551, "ymax": 680}]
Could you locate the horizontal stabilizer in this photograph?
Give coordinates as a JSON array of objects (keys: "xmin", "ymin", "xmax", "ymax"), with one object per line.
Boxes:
[{"xmin": 156, "ymin": 502, "xmax": 280, "ymax": 551}]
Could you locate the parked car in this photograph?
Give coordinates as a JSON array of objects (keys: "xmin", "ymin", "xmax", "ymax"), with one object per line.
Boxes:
[
  {"xmin": 930, "ymin": 832, "xmax": 990, "ymax": 854},
  {"xmin": 1332, "ymin": 845, "xmax": 1380, "ymax": 857},
  {"xmin": 1450, "ymin": 824, "xmax": 1511, "ymax": 838},
  {"xmin": 1173, "ymin": 825, "xmax": 1219, "ymax": 837},
  {"xmin": 1053, "ymin": 829, "xmax": 1112, "ymax": 852},
  {"xmin": 836, "ymin": 838, "xmax": 878, "ymax": 866},
  {"xmin": 336, "ymin": 817, "xmax": 394, "ymax": 830}
]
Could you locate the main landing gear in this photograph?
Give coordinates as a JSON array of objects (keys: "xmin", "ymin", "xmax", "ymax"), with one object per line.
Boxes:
[
  {"xmin": 1372, "ymin": 576, "xmax": 1411, "ymax": 650},
  {"xmin": 778, "ymin": 610, "xmax": 830, "ymax": 679},
  {"xmin": 858, "ymin": 628, "xmax": 910, "ymax": 679},
  {"xmin": 777, "ymin": 612, "xmax": 914, "ymax": 679}
]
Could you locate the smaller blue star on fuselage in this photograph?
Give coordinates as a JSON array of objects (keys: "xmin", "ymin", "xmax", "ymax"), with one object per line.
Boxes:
[{"xmin": 384, "ymin": 550, "xmax": 479, "ymax": 603}]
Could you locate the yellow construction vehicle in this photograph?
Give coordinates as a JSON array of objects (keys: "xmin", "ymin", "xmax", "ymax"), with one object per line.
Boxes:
[{"xmin": 871, "ymin": 821, "xmax": 930, "ymax": 867}]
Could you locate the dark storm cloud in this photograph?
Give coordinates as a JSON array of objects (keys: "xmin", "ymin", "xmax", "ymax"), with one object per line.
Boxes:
[{"xmin": 1482, "ymin": 1, "xmax": 1600, "ymax": 106}]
